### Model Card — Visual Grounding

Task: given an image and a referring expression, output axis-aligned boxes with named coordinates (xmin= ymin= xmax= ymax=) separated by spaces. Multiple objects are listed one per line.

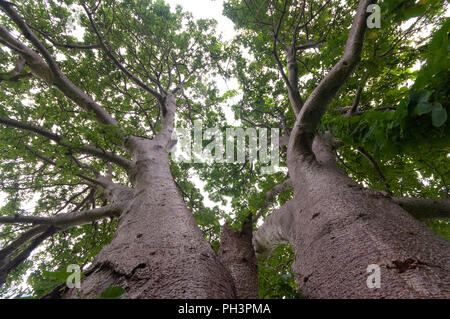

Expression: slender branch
xmin=357 ymin=147 xmax=392 ymax=195
xmin=0 ymin=55 xmax=32 ymax=83
xmin=22 ymin=145 xmax=100 ymax=186
xmin=269 ymin=0 xmax=306 ymax=116
xmin=0 ymin=203 xmax=123 ymax=228
xmin=0 ymin=117 xmax=133 ymax=170
xmin=285 ymin=45 xmax=303 ymax=115
xmin=253 ymin=179 xmax=293 ymax=223
xmin=81 ymin=3 xmax=164 ymax=102
xmin=0 ymin=1 xmax=118 ymax=127
xmin=295 ymin=38 xmax=326 ymax=51
xmin=0 ymin=226 xmax=55 ymax=286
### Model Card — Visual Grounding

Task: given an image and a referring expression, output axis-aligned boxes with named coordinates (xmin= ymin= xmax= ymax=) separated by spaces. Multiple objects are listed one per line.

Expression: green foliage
xmin=98 ymin=286 xmax=127 ymax=299
xmin=425 ymin=220 xmax=450 ymax=240
xmin=42 ymin=269 xmax=84 ymax=283
xmin=258 ymin=244 xmax=302 ymax=299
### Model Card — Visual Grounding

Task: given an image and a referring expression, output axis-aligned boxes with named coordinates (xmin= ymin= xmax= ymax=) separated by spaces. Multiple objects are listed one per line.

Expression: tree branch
xmin=295 ymin=38 xmax=326 ymax=51
xmin=346 ymin=72 xmax=369 ymax=117
xmin=154 ymin=93 xmax=176 ymax=146
xmin=289 ymin=0 xmax=375 ymax=160
xmin=22 ymin=145 xmax=100 ymax=186
xmin=0 ymin=226 xmax=55 ymax=286
xmin=0 ymin=117 xmax=133 ymax=170
xmin=0 ymin=203 xmax=123 ymax=228
xmin=81 ymin=2 xmax=164 ymax=103
xmin=357 ymin=147 xmax=392 ymax=195
xmin=29 ymin=25 xmax=100 ymax=50
xmin=0 ymin=225 xmax=47 ymax=263
xmin=285 ymin=45 xmax=303 ymax=116
xmin=253 ymin=200 xmax=293 ymax=259
xmin=253 ymin=179 xmax=293 ymax=223
xmin=393 ymin=197 xmax=450 ymax=221
xmin=0 ymin=55 xmax=32 ymax=83
xmin=0 ymin=1 xmax=119 ymax=127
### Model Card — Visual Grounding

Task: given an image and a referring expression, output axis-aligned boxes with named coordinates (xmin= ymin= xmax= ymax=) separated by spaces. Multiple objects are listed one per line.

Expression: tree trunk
xmin=255 ymin=135 xmax=450 ymax=298
xmin=64 ymin=138 xmax=236 ymax=299
xmin=218 ymin=219 xmax=258 ymax=299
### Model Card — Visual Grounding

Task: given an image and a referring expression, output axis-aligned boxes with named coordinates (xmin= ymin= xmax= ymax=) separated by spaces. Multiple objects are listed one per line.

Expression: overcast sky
xmin=165 ymin=0 xmax=236 ymax=41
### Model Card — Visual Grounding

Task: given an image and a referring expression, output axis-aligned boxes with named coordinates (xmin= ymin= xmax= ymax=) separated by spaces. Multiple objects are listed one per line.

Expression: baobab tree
xmin=0 ymin=0 xmax=448 ymax=299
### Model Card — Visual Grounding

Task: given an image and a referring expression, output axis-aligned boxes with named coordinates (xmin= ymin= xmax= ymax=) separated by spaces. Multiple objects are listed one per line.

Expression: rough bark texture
xmin=218 ymin=220 xmax=258 ymax=299
xmin=255 ymin=135 xmax=450 ymax=298
xmin=63 ymin=137 xmax=236 ymax=299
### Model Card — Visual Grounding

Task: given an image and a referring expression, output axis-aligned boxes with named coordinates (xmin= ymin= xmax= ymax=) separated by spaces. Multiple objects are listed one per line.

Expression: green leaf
xmin=431 ymin=103 xmax=447 ymax=127
xmin=98 ymin=286 xmax=127 ymax=299
xmin=415 ymin=101 xmax=433 ymax=115
xmin=42 ymin=271 xmax=71 ymax=283
xmin=42 ymin=269 xmax=84 ymax=283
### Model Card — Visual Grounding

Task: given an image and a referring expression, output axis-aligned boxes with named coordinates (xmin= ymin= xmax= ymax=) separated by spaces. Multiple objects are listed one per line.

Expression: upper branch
xmin=0 ymin=55 xmax=32 ymax=82
xmin=289 ymin=0 xmax=375 ymax=160
xmin=295 ymin=39 xmax=326 ymax=51
xmin=0 ymin=1 xmax=119 ymax=127
xmin=29 ymin=25 xmax=100 ymax=50
xmin=154 ymin=93 xmax=176 ymax=146
xmin=81 ymin=3 xmax=164 ymax=103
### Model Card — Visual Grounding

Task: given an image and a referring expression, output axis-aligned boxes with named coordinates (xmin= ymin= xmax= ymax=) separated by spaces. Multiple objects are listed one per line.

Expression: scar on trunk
xmin=388 ymin=258 xmax=427 ymax=274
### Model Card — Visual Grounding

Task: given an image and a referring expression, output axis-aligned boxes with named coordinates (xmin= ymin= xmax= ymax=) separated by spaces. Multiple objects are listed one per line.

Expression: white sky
xmin=165 ymin=0 xmax=241 ymax=125
xmin=165 ymin=0 xmax=236 ymax=41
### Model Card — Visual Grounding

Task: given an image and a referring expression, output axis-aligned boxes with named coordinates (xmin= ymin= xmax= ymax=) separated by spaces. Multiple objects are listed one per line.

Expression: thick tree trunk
xmin=64 ymin=138 xmax=236 ymax=299
xmin=255 ymin=135 xmax=450 ymax=298
xmin=218 ymin=219 xmax=258 ymax=299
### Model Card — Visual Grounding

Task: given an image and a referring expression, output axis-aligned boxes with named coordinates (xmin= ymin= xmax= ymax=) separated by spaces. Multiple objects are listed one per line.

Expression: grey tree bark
xmin=255 ymin=135 xmax=450 ymax=298
xmin=218 ymin=218 xmax=258 ymax=299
